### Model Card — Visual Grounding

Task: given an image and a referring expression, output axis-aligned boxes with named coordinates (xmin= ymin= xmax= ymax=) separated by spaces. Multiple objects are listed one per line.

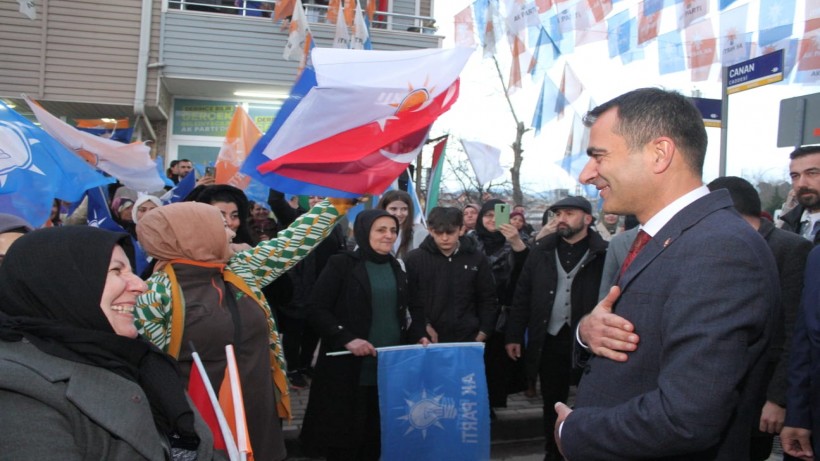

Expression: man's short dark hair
xmin=789 ymin=145 xmax=820 ymax=160
xmin=583 ymin=87 xmax=707 ymax=176
xmin=178 ymin=158 xmax=192 ymax=164
xmin=169 ymin=160 xmax=179 ymax=168
xmin=706 ymin=176 xmax=761 ymax=217
xmin=427 ymin=207 xmax=463 ymax=233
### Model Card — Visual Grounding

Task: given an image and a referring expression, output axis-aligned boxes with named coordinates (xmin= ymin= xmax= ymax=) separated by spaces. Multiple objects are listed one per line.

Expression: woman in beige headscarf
xmin=134 ymin=198 xmax=353 ymax=461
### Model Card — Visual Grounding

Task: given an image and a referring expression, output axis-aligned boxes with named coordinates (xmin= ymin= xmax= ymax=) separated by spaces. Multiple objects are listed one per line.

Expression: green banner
xmin=173 ymin=99 xmax=237 ymax=136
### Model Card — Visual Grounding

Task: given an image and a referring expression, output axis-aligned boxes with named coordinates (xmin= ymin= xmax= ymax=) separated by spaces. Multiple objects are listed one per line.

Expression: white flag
xmin=333 ymin=1 xmax=350 ymax=49
xmin=461 ymin=139 xmax=505 ymax=186
xmin=350 ymin=1 xmax=370 ymax=50
xmin=25 ymin=96 xmax=166 ymax=192
xmin=18 ymin=0 xmax=35 ymax=20
xmin=283 ymin=0 xmax=311 ymax=62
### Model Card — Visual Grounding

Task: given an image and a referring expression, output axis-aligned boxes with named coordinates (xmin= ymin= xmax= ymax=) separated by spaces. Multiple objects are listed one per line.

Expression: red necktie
xmin=620 ymin=230 xmax=651 ymax=277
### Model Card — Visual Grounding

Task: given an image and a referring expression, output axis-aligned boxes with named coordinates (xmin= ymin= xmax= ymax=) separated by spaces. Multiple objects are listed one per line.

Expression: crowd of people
xmin=0 ymin=88 xmax=818 ymax=461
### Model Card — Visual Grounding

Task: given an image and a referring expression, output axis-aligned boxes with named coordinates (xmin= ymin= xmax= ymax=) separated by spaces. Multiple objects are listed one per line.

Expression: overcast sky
xmin=430 ymin=0 xmax=818 ymax=194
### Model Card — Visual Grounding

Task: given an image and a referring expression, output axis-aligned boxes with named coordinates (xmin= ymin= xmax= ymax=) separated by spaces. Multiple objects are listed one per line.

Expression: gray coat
xmin=0 ymin=339 xmax=222 ymax=461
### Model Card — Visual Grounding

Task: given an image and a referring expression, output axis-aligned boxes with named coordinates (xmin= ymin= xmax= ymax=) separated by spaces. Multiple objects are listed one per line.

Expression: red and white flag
xmin=188 ymin=351 xmax=240 ymax=461
xmin=249 ymin=47 xmax=472 ymax=196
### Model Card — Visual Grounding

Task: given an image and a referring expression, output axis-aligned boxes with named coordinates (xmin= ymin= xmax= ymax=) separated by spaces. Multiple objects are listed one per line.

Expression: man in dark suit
xmin=554 ymin=88 xmax=780 ymax=460
xmin=707 ymin=176 xmax=813 ymax=460
xmin=780 ymin=246 xmax=820 ymax=460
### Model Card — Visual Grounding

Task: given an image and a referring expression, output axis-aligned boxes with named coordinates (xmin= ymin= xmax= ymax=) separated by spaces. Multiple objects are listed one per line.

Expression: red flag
xmin=454 ymin=6 xmax=476 ymax=47
xmin=638 ymin=1 xmax=662 ymax=45
xmin=508 ymin=36 xmax=525 ymax=95
xmin=686 ymin=18 xmax=716 ymax=81
xmin=188 ymin=352 xmax=239 ymax=460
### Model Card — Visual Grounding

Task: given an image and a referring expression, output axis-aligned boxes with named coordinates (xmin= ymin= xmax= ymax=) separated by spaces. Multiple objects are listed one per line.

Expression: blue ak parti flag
xmin=377 ymin=343 xmax=490 ymax=461
xmin=161 ymin=166 xmax=197 ymax=204
xmin=86 ymin=186 xmax=151 ymax=274
xmin=0 ymin=101 xmax=113 ymax=227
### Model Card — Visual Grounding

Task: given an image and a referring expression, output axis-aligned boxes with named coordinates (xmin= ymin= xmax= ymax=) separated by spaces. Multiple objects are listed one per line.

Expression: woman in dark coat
xmin=0 ymin=226 xmax=220 ymax=460
xmin=470 ymin=199 xmax=530 ymax=408
xmin=300 ymin=209 xmax=427 ymax=460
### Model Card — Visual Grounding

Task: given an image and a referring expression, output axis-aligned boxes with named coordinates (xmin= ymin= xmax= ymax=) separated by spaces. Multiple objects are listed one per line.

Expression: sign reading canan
xmin=726 ymin=49 xmax=784 ymax=95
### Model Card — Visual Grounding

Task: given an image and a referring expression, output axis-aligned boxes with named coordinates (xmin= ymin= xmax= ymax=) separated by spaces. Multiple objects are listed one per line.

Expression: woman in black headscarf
xmin=0 ymin=226 xmax=220 ymax=461
xmin=299 ymin=210 xmax=428 ymax=461
xmin=470 ymin=199 xmax=530 ymax=410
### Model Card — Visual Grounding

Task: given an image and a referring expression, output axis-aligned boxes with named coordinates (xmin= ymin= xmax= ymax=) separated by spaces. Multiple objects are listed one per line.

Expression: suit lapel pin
xmin=663 ymin=237 xmax=672 ymax=248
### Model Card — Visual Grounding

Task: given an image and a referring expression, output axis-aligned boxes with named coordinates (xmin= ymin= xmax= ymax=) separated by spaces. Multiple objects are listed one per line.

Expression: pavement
xmin=281 ymin=379 xmax=549 ymax=460
xmin=281 ymin=381 xmax=785 ymax=461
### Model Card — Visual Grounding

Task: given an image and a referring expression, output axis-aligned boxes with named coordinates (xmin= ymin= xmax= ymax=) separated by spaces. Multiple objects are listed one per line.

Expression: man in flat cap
xmin=504 ymin=196 xmax=608 ymax=461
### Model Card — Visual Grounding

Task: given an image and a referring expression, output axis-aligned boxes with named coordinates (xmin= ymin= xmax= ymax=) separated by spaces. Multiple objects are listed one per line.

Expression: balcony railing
xmin=165 ymin=0 xmax=438 ymax=34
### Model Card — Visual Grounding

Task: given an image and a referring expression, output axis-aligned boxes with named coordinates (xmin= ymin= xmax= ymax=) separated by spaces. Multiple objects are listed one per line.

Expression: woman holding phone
xmin=471 ymin=199 xmax=530 ymax=412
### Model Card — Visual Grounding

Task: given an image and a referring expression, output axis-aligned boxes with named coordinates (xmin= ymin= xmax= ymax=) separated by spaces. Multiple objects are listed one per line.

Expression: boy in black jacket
xmin=405 ymin=207 xmax=498 ymax=343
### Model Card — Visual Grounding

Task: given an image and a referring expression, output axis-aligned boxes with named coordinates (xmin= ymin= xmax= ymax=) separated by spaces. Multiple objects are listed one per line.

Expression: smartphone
xmin=494 ymin=203 xmax=510 ymax=227
xmin=204 ymin=166 xmax=215 ymax=178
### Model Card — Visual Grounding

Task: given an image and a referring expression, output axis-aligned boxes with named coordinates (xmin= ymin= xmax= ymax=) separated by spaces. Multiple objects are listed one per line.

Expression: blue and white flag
xmin=377 ymin=343 xmax=490 ymax=461
xmin=161 ymin=167 xmax=197 ymax=204
xmin=86 ymin=186 xmax=151 ymax=274
xmin=0 ymin=101 xmax=112 ymax=227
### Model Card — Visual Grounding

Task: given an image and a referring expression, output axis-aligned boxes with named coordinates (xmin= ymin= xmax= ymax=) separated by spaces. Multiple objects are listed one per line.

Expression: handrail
xmin=166 ymin=0 xmax=438 ymax=34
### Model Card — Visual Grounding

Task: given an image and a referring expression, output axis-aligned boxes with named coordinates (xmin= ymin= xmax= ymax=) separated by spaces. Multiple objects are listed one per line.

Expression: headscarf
xmin=0 ymin=213 xmax=33 ymax=234
xmin=354 ymin=209 xmax=399 ymax=264
xmin=137 ymin=202 xmax=232 ymax=271
xmin=131 ymin=194 xmax=163 ymax=223
xmin=475 ymin=199 xmax=507 ymax=255
xmin=0 ymin=226 xmax=198 ymax=447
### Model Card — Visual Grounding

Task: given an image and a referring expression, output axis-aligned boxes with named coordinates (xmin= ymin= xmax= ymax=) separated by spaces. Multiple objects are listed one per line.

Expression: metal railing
xmin=165 ymin=0 xmax=438 ymax=34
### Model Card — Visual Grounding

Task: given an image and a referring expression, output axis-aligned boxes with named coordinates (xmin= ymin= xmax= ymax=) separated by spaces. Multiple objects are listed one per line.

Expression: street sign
xmin=726 ymin=49 xmax=784 ymax=95
xmin=690 ymin=97 xmax=722 ymax=128
xmin=777 ymin=92 xmax=820 ymax=147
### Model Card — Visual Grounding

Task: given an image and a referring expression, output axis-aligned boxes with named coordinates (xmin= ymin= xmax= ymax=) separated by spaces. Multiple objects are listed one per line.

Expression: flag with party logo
xmin=0 ymin=101 xmax=113 ymax=227
xmin=719 ymin=3 xmax=752 ymax=66
xmin=25 ymin=97 xmax=166 ymax=192
xmin=240 ymin=47 xmax=472 ymax=197
xmin=75 ymin=118 xmax=134 ymax=144
xmin=351 ymin=1 xmax=371 ymax=50
xmin=378 ymin=343 xmax=489 ymax=461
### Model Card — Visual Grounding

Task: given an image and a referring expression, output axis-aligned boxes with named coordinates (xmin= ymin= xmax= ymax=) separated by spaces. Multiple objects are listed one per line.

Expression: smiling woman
xmin=0 ymin=226 xmax=221 ymax=461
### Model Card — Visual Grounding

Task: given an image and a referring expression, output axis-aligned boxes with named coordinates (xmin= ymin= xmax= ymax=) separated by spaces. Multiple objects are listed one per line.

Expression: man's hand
xmin=505 ymin=343 xmax=521 ymax=361
xmin=554 ymin=402 xmax=572 ymax=458
xmin=536 ymin=219 xmax=558 ymax=241
xmin=780 ymin=426 xmax=814 ymax=460
xmin=418 ymin=337 xmax=431 ymax=346
xmin=475 ymin=331 xmax=487 ymax=342
xmin=759 ymin=401 xmax=785 ymax=434
xmin=578 ymin=286 xmax=639 ymax=362
xmin=344 ymin=338 xmax=376 ymax=356
xmin=426 ymin=324 xmax=439 ymax=343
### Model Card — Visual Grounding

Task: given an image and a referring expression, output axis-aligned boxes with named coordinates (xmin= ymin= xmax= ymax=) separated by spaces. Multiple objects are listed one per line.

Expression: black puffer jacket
xmin=405 ymin=234 xmax=498 ymax=342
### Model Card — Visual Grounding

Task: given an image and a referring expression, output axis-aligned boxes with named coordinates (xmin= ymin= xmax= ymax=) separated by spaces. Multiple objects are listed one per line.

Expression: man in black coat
xmin=405 ymin=206 xmax=498 ymax=343
xmin=504 ymin=196 xmax=608 ymax=461
xmin=780 ymin=145 xmax=820 ymax=245
xmin=708 ymin=176 xmax=813 ymax=461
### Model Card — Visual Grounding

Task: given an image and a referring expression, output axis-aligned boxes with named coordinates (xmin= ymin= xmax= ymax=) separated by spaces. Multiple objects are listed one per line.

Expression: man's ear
xmin=584 ymin=214 xmax=593 ymax=226
xmin=651 ymin=137 xmax=675 ymax=174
